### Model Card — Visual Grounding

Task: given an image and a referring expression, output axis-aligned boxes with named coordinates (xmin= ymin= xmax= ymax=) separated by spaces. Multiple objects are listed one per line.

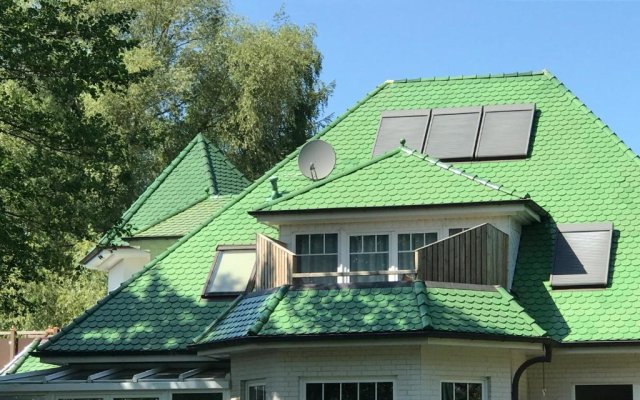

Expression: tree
xmin=0 ymin=0 xmax=140 ymax=314
xmin=90 ymin=1 xmax=332 ymax=183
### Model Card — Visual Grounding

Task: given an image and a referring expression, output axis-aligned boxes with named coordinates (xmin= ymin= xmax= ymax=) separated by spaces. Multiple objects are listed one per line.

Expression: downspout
xmin=512 ymin=343 xmax=552 ymax=400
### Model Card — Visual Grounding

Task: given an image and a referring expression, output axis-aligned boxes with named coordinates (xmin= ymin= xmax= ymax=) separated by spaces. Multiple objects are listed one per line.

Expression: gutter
xmin=511 ymin=342 xmax=552 ymax=400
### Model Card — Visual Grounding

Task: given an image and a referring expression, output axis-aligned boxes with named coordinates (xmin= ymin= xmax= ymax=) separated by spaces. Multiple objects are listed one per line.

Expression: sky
xmin=230 ymin=0 xmax=640 ymax=154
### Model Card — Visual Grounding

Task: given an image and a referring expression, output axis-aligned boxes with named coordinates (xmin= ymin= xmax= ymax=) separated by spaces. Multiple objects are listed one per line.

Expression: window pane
xmin=398 ymin=252 xmax=414 ymax=269
xmin=350 ymin=235 xmax=361 ymax=252
xmin=173 ymin=394 xmax=223 ymax=400
xmin=248 ymin=387 xmax=256 ymax=400
xmin=325 ymin=234 xmax=338 ymax=253
xmin=378 ymin=382 xmax=394 ymax=400
xmin=306 ymin=383 xmax=323 ymax=400
xmin=297 ymin=235 xmax=310 ymax=254
xmin=449 ymin=228 xmax=468 ymax=236
xmin=425 ymin=233 xmax=438 ymax=245
xmin=412 ymin=233 xmax=425 ymax=249
xmin=360 ymin=383 xmax=376 ymax=400
xmin=454 ymin=383 xmax=468 ymax=400
xmin=257 ymin=386 xmax=265 ymax=400
xmin=324 ymin=383 xmax=340 ymax=400
xmin=363 ymin=235 xmax=377 ymax=252
xmin=398 ymin=234 xmax=411 ymax=251
xmin=310 ymin=234 xmax=325 ymax=254
xmin=468 ymin=383 xmax=482 ymax=400
xmin=377 ymin=235 xmax=389 ymax=251
xmin=299 ymin=255 xmax=337 ymax=273
xmin=442 ymin=383 xmax=454 ymax=400
xmin=342 ymin=383 xmax=358 ymax=400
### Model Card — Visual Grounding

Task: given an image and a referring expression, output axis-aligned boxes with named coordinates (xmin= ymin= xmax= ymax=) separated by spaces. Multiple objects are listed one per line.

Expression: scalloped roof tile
xmin=41 ymin=70 xmax=640 ymax=354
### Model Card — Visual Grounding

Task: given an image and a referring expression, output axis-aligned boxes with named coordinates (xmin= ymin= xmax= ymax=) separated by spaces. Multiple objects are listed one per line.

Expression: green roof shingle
xmin=41 ymin=70 xmax=640 ymax=354
xmin=195 ymin=282 xmax=546 ymax=346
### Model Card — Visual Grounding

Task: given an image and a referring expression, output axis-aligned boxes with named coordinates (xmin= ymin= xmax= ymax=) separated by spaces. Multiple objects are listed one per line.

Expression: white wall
xmin=527 ymin=352 xmax=640 ymax=400
xmin=229 ymin=343 xmax=534 ymax=400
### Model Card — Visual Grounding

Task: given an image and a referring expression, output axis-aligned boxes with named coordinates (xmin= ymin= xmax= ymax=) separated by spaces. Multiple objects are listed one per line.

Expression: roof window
xmin=550 ymin=222 xmax=613 ymax=288
xmin=202 ymin=245 xmax=256 ymax=297
xmin=373 ymin=103 xmax=536 ymax=161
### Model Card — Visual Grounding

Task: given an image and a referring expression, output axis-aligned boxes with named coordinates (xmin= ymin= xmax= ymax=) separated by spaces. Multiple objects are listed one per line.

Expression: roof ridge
xmin=248 ymin=285 xmax=289 ymax=335
xmin=199 ymin=135 xmax=252 ymax=189
xmin=192 ymin=294 xmax=245 ymax=344
xmin=543 ymin=71 xmax=640 ymax=166
xmin=412 ymin=281 xmax=431 ymax=330
xmin=255 ymin=148 xmax=402 ymax=211
xmin=198 ymin=134 xmax=220 ymax=196
xmin=40 ymin=81 xmax=394 ymax=352
xmin=495 ymin=287 xmax=547 ymax=337
xmin=1 ymin=338 xmax=41 ymax=375
xmin=390 ymin=70 xmax=546 ymax=84
xmin=401 ymin=147 xmax=529 ymax=199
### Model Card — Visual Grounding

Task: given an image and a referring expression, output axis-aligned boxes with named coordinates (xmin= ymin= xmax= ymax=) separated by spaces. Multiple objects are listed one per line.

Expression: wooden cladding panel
xmin=415 ymin=223 xmax=508 ymax=287
xmin=255 ymin=234 xmax=296 ymax=290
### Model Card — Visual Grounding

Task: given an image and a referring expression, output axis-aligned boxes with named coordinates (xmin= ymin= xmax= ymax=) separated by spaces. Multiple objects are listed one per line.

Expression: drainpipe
xmin=512 ymin=343 xmax=552 ymax=400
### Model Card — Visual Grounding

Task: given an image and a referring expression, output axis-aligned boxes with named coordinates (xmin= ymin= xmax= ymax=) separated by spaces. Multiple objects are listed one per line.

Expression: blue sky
xmin=231 ymin=1 xmax=640 ymax=153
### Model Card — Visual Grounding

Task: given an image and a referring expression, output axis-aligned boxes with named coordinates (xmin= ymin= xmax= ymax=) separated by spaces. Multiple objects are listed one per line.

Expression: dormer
xmin=244 ymin=147 xmax=543 ymax=291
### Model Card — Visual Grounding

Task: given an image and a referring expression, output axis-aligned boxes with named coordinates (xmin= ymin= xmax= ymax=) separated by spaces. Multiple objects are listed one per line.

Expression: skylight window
xmin=550 ymin=223 xmax=613 ymax=288
xmin=373 ymin=104 xmax=536 ymax=160
xmin=203 ymin=245 xmax=256 ymax=297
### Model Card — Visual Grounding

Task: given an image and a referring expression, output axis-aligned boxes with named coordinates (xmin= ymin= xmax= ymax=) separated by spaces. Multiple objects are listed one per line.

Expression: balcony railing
xmin=254 ymin=234 xmax=296 ymax=290
xmin=414 ymin=223 xmax=508 ymax=287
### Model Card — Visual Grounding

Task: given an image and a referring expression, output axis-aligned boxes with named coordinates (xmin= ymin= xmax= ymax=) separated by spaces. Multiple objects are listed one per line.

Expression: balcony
xmin=254 ymin=223 xmax=509 ymax=290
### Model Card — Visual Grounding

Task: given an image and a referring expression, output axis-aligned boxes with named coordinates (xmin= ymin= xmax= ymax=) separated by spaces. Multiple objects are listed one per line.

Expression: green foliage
xmin=0 ymin=268 xmax=107 ymax=330
xmin=0 ymin=0 xmax=140 ymax=312
xmin=91 ymin=1 xmax=333 ymax=183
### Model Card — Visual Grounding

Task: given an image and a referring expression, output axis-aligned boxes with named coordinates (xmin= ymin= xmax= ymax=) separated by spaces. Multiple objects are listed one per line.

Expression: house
xmin=1 ymin=70 xmax=639 ymax=400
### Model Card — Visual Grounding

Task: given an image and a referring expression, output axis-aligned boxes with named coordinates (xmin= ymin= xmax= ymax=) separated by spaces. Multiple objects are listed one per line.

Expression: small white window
xmin=248 ymin=382 xmax=266 ymax=400
xmin=203 ymin=245 xmax=256 ymax=297
xmin=441 ymin=381 xmax=485 ymax=400
xmin=349 ymin=234 xmax=389 ymax=283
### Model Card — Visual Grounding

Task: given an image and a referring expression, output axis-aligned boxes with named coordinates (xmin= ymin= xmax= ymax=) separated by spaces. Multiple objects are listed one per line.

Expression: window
xmin=441 ymin=382 xmax=484 ymax=400
xmin=172 ymin=395 xmax=223 ymax=400
xmin=306 ymin=381 xmax=393 ymax=400
xmin=203 ymin=245 xmax=256 ymax=297
xmin=398 ymin=232 xmax=438 ymax=269
xmin=296 ymin=233 xmax=338 ymax=284
xmin=247 ymin=382 xmax=266 ymax=400
xmin=575 ymin=384 xmax=632 ymax=400
xmin=373 ymin=104 xmax=536 ymax=160
xmin=550 ymin=222 xmax=613 ymax=288
xmin=350 ymin=234 xmax=389 ymax=282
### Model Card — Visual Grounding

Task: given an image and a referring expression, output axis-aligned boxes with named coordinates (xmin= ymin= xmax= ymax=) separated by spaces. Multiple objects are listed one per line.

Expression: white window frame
xmin=246 ymin=380 xmax=266 ymax=400
xmin=439 ymin=378 xmax=489 ymax=400
xmin=294 ymin=232 xmax=340 ymax=283
xmin=347 ymin=231 xmax=392 ymax=283
xmin=300 ymin=377 xmax=396 ymax=400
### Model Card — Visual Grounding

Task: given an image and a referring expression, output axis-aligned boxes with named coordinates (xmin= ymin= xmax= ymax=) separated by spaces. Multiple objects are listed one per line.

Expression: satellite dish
xmin=297 ymin=140 xmax=336 ymax=180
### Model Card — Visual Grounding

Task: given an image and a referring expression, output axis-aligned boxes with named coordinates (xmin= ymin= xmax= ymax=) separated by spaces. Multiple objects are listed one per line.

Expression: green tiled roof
xmin=41 ymin=70 xmax=640 ymax=354
xmin=134 ymin=196 xmax=232 ymax=238
xmin=1 ymin=339 xmax=55 ymax=375
xmin=119 ymin=134 xmax=249 ymax=238
xmin=195 ymin=282 xmax=545 ymax=346
xmin=255 ymin=147 xmax=525 ymax=213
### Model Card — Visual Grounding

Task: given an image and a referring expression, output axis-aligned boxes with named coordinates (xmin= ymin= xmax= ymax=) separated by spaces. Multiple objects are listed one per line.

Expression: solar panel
xmin=475 ymin=104 xmax=535 ymax=159
xmin=551 ymin=222 xmax=613 ymax=287
xmin=372 ymin=109 xmax=430 ymax=156
xmin=423 ymin=107 xmax=482 ymax=160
